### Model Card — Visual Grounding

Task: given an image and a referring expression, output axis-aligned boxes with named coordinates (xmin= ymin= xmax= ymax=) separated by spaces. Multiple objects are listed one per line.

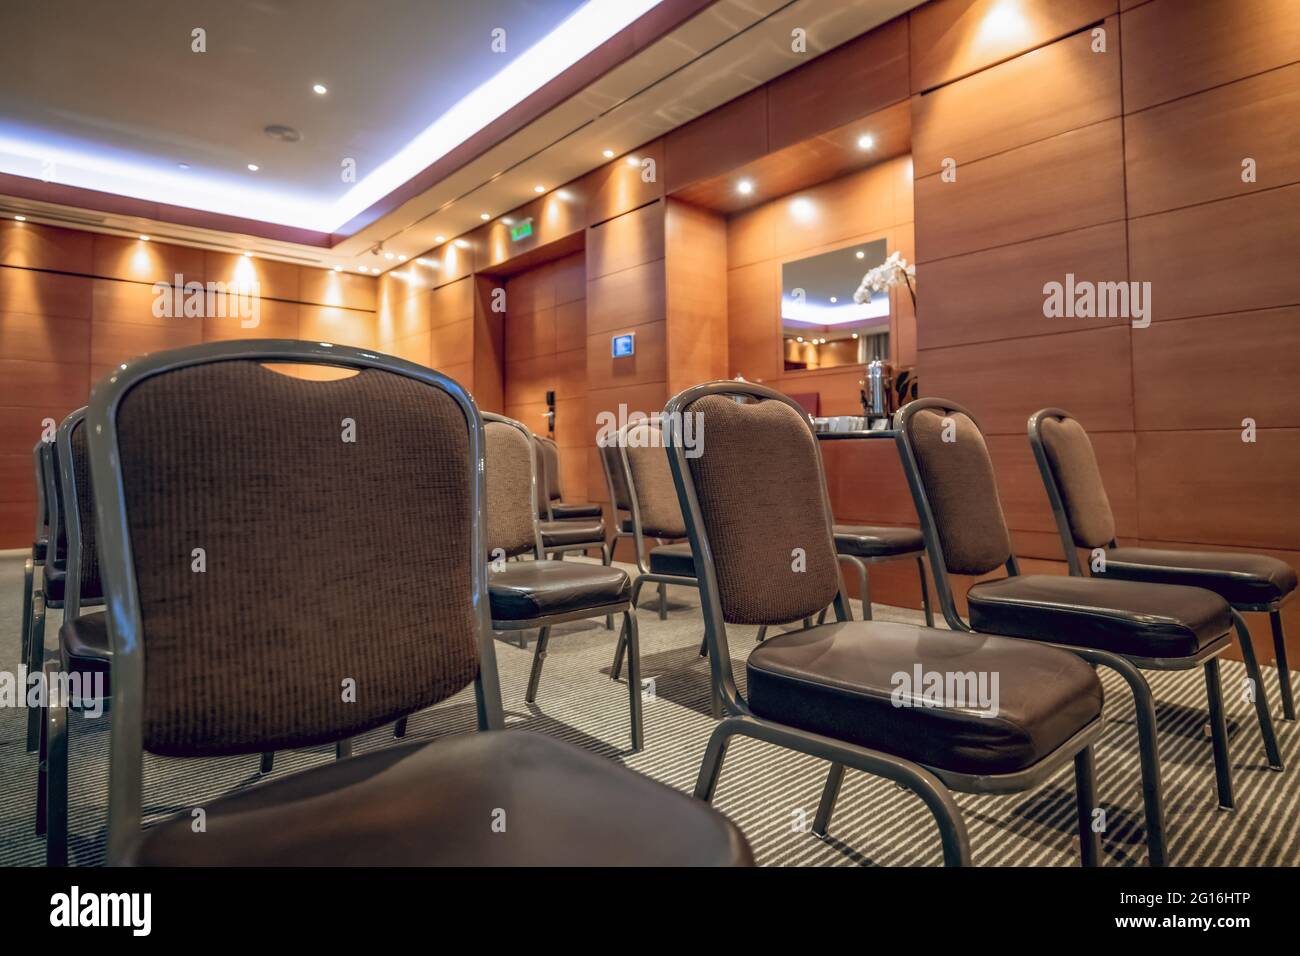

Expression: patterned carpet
xmin=1 ymin=550 xmax=1297 ymax=867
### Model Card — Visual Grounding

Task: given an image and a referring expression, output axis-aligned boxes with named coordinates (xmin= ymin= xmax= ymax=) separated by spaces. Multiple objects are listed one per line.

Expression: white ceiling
xmin=0 ymin=0 xmax=925 ymax=272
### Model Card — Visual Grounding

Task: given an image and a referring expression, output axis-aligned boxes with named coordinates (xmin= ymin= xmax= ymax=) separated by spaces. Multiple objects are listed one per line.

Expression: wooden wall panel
xmin=92 ymin=234 xmax=204 ymax=284
xmin=664 ymin=200 xmax=728 ymax=396
xmin=584 ymin=140 xmax=665 ymax=227
xmin=1133 ymin=307 xmax=1300 ymax=432
xmin=910 ymin=0 xmax=1116 ymax=92
xmin=1121 ymin=0 xmax=1300 ymax=112
xmin=0 ymin=268 xmax=91 ymax=320
xmin=1137 ymin=430 xmax=1300 ymax=551
xmin=911 ymin=18 xmax=1120 ymax=177
xmin=1128 ymin=184 xmax=1300 ymax=322
xmin=921 ymin=326 xmax=1135 ymax=435
xmin=767 ymin=17 xmax=910 ymax=151
xmin=0 ymin=220 xmax=92 ymax=272
xmin=587 ymin=200 xmax=665 ymax=279
xmin=204 ymin=252 xmax=300 ymax=301
xmin=914 ymin=119 xmax=1126 ymax=262
xmin=916 ymin=221 xmax=1129 ymax=350
xmin=1125 ymin=62 xmax=1300 ymax=218
xmin=664 ymin=89 xmax=768 ymax=194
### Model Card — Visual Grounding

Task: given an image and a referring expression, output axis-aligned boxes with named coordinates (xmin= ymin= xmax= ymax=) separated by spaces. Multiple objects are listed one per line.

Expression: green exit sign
xmin=509 ymin=218 xmax=534 ymax=241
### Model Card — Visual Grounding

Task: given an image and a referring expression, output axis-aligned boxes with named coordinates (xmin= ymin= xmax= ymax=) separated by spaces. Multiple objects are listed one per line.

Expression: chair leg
xmin=26 ymin=593 xmax=46 ymax=753
xmin=1230 ymin=610 xmax=1282 ymax=770
xmin=698 ymin=634 xmax=708 ymax=657
xmin=35 ymin=672 xmax=48 ymax=836
xmin=44 ymin=663 xmax=69 ymax=866
xmin=1203 ymin=658 xmax=1236 ymax=810
xmin=816 ymin=606 xmax=828 ymax=625
xmin=394 ymin=716 xmax=408 ymax=739
xmin=755 ymin=625 xmax=767 ymax=643
xmin=1102 ymin=657 xmax=1167 ymax=866
xmin=658 ymin=582 xmax=667 ymax=621
xmin=917 ymin=555 xmax=934 ymax=628
xmin=259 ymin=752 xmax=274 ymax=774
xmin=1269 ymin=610 xmax=1295 ymax=721
xmin=612 ymin=577 xmax=647 ymax=680
xmin=801 ymin=616 xmax=813 ymax=630
xmin=623 ymin=611 xmax=644 ymax=751
xmin=20 ymin=557 xmax=34 ymax=669
xmin=525 ymin=626 xmax=552 ymax=703
xmin=812 ymin=763 xmax=845 ymax=838
xmin=335 ymin=739 xmax=353 ymax=760
xmin=1074 ymin=745 xmax=1101 ymax=867
xmin=602 ymin=544 xmax=614 ymax=630
xmin=693 ymin=720 xmax=738 ymax=803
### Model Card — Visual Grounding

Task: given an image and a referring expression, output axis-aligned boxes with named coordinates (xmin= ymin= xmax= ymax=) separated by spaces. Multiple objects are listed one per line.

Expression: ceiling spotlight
xmin=247 ymin=163 xmax=260 ymax=172
xmin=14 ymin=215 xmax=26 ymax=221
xmin=736 ymin=179 xmax=754 ymax=195
xmin=384 ymin=252 xmax=394 ymax=260
xmin=243 ymin=251 xmax=253 ymax=258
xmin=856 ymin=250 xmax=865 ymax=259
xmin=829 ymin=297 xmax=837 ymax=303
xmin=796 ymin=336 xmax=804 ymax=343
xmin=534 ymin=185 xmax=546 ymax=194
xmin=602 ymin=149 xmax=614 ymax=159
xmin=435 ymin=235 xmax=446 ymax=243
xmin=857 ymin=134 xmax=875 ymax=150
xmin=625 ymin=156 xmax=640 ymax=166
xmin=454 ymin=239 xmax=470 ymax=249
xmin=139 ymin=234 xmax=150 ymax=241
xmin=397 ymin=255 xmax=407 ymax=262
xmin=333 ymin=265 xmax=342 ymax=272
xmin=416 ymin=258 xmax=433 ymax=267
xmin=480 ymin=212 xmax=490 ymax=220
xmin=177 ymin=163 xmax=190 ymax=171
xmin=312 ymin=83 xmax=328 ymax=95
xmin=357 ymin=265 xmax=368 ymax=273
xmin=851 ymin=333 xmax=859 ymax=339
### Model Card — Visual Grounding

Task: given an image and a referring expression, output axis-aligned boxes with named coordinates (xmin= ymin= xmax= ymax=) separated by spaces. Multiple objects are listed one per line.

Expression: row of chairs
xmin=16 ymin=338 xmax=1295 ymax=866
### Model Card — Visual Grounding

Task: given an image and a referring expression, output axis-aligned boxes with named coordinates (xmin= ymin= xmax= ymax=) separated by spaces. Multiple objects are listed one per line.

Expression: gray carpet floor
xmin=2 ymin=550 xmax=1298 ymax=867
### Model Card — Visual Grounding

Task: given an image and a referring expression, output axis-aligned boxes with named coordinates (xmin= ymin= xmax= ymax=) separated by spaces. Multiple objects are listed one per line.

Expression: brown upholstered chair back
xmin=899 ymin=404 xmax=1013 ymax=576
xmin=485 ymin=419 xmax=540 ymax=558
xmin=1035 ymin=412 xmax=1116 ymax=549
xmin=112 ymin=360 xmax=480 ymax=757
xmin=683 ymin=394 xmax=840 ymax=625
xmin=538 ymin=436 xmax=562 ymax=501
xmin=623 ymin=420 xmax=686 ymax=539
xmin=68 ymin=419 xmax=101 ymax=601
xmin=599 ymin=437 xmax=633 ymax=511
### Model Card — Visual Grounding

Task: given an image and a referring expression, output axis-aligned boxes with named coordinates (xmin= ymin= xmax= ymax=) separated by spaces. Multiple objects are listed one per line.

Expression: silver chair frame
xmin=89 ymin=340 xmax=504 ymax=866
xmin=893 ymin=397 xmax=1267 ymax=867
xmin=1030 ymin=406 xmax=1293 ymax=732
xmin=23 ymin=440 xmax=51 ymax=753
xmin=486 ymin=414 xmax=642 ymax=750
xmin=664 ymin=381 xmax=1105 ymax=867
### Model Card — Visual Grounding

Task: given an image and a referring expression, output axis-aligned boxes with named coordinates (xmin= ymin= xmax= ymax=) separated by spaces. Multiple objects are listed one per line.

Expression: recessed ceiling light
xmin=139 ymin=234 xmax=150 ymax=241
xmin=454 ymin=239 xmax=469 ymax=249
xmin=857 ymin=134 xmax=874 ymax=150
xmin=480 ymin=212 xmax=490 ymax=220
xmin=603 ymin=149 xmax=615 ymax=159
xmin=13 ymin=215 xmax=26 ymax=221
xmin=736 ymin=179 xmax=754 ymax=195
xmin=397 ymin=255 xmax=407 ymax=261
xmin=435 ymin=235 xmax=446 ymax=243
xmin=333 ymin=265 xmax=342 ymax=272
xmin=625 ymin=156 xmax=640 ymax=166
xmin=856 ymin=250 xmax=865 ymax=259
xmin=534 ymin=185 xmax=546 ymax=194
xmin=416 ymin=258 xmax=433 ymax=267
xmin=243 ymin=251 xmax=253 ymax=258
xmin=357 ymin=265 xmax=368 ymax=273
xmin=851 ymin=333 xmax=859 ymax=339
xmin=502 ymin=217 xmax=514 ymax=226
xmin=247 ymin=164 xmax=259 ymax=172
xmin=384 ymin=252 xmax=394 ymax=260
xmin=829 ymin=297 xmax=837 ymax=303
xmin=313 ymin=84 xmax=328 ymax=95
xmin=796 ymin=336 xmax=804 ymax=343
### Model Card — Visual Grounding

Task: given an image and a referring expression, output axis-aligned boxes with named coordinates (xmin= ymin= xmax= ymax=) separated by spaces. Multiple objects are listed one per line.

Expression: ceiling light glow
xmin=480 ymin=213 xmax=490 ymax=220
xmin=736 ymin=179 xmax=754 ymax=195
xmin=14 ymin=215 xmax=26 ymax=221
xmin=138 ymin=234 xmax=150 ymax=241
xmin=246 ymin=164 xmax=259 ymax=172
xmin=602 ymin=149 xmax=615 ymax=159
xmin=857 ymin=134 xmax=874 ymax=150
xmin=313 ymin=84 xmax=328 ymax=95
xmin=534 ymin=185 xmax=546 ymax=193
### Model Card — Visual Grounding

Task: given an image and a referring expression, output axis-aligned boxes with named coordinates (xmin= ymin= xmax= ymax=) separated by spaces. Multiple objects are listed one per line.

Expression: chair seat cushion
xmin=33 ymin=538 xmax=47 ymax=563
xmin=539 ymin=519 xmax=605 ymax=548
xmin=967 ymin=574 xmax=1231 ymax=660
xmin=128 ymin=729 xmax=753 ymax=866
xmin=649 ymin=543 xmax=695 ymax=578
xmin=832 ymin=525 xmax=925 ymax=558
xmin=746 ymin=621 xmax=1101 ymax=775
xmin=42 ymin=562 xmax=66 ymax=603
xmin=1099 ymin=547 xmax=1297 ymax=607
xmin=490 ymin=561 xmax=630 ymax=621
xmin=550 ymin=501 xmax=603 ymax=520
xmin=58 ymin=611 xmax=113 ymax=672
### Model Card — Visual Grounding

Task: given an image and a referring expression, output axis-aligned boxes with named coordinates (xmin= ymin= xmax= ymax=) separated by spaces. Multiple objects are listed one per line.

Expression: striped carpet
xmin=1 ymin=551 xmax=1297 ymax=867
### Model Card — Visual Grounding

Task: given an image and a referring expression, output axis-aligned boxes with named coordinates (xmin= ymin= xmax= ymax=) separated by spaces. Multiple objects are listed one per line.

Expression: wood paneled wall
xmin=0 ymin=222 xmax=377 ymax=548
xmin=908 ymin=0 xmax=1300 ymax=662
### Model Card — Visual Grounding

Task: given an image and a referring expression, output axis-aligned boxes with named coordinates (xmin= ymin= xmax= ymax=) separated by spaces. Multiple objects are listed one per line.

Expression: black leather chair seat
xmin=550 ymin=501 xmax=603 ymax=520
xmin=832 ymin=525 xmax=925 ymax=559
xmin=490 ymin=561 xmax=630 ymax=621
xmin=540 ymin=519 xmax=605 ymax=548
xmin=42 ymin=562 xmax=66 ymax=603
xmin=649 ymin=543 xmax=695 ymax=577
xmin=1099 ymin=547 xmax=1297 ymax=607
xmin=128 ymin=729 xmax=753 ymax=866
xmin=746 ymin=620 xmax=1101 ymax=775
xmin=968 ymin=575 xmax=1231 ymax=659
xmin=58 ymin=612 xmax=113 ymax=672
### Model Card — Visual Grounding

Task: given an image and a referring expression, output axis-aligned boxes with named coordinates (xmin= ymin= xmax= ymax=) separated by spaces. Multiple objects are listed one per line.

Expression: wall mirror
xmin=780 ymin=237 xmax=889 ymax=373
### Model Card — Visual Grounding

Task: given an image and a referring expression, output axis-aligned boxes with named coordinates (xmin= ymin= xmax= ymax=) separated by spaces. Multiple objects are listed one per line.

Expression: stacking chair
xmin=665 ymin=381 xmax=1108 ymax=866
xmin=535 ymin=435 xmax=602 ymax=520
xmin=533 ymin=435 xmax=608 ymax=562
xmin=825 ymin=525 xmax=934 ymax=625
xmin=603 ymin=419 xmax=702 ymax=682
xmin=88 ymin=339 xmax=750 ymax=866
xmin=486 ymin=414 xmax=643 ymax=749
xmin=39 ymin=406 xmax=113 ymax=865
xmin=1030 ymin=407 xmax=1295 ymax=723
xmin=893 ymin=397 xmax=1284 ymax=867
